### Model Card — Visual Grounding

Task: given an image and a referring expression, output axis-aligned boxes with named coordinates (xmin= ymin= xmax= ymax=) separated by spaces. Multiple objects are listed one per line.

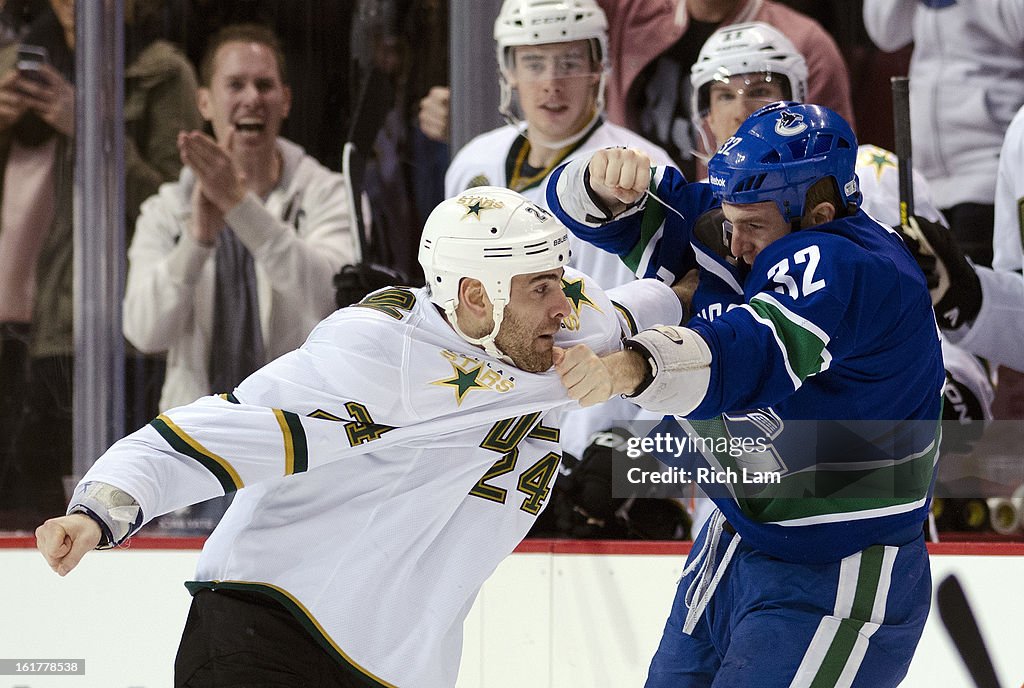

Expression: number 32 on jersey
xmin=766 ymin=245 xmax=826 ymax=299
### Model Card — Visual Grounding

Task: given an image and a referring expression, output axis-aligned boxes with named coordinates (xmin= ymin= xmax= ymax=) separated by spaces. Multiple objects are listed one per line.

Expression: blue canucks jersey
xmin=548 ymin=162 xmax=945 ymax=563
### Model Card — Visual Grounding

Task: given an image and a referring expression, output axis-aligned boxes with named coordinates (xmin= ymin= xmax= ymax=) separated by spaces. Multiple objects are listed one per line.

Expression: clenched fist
xmin=36 ymin=514 xmax=101 ymax=576
xmin=587 ymin=147 xmax=652 ymax=212
xmin=554 ymin=344 xmax=647 ymax=407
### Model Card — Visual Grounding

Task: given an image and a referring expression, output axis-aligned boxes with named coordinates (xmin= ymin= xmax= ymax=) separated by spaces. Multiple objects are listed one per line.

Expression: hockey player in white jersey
xmin=35 ymin=187 xmax=683 ymax=687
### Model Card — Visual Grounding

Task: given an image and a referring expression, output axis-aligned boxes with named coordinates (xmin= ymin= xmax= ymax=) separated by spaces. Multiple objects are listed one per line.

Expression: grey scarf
xmin=208 ymin=228 xmax=265 ymax=394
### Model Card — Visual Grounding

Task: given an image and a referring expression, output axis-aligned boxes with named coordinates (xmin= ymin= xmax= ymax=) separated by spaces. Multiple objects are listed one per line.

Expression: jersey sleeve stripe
xmin=610 ymin=299 xmax=639 ymax=336
xmin=274 ymin=409 xmax=309 ymax=475
xmin=743 ymin=296 xmax=832 ymax=383
xmin=150 ymin=414 xmax=244 ymax=493
xmin=624 ymin=170 xmax=665 ymax=275
xmin=218 ymin=393 xmax=241 ymax=404
xmin=737 ymin=304 xmax=802 ymax=389
xmin=693 ymin=244 xmax=743 ymax=295
xmin=750 ymin=292 xmax=832 ymax=345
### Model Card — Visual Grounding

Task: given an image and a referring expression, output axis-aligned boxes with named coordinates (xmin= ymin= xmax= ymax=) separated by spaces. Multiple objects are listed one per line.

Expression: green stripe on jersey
xmin=150 ymin=415 xmax=243 ymax=493
xmin=623 ymin=172 xmax=663 ymax=273
xmin=274 ymin=409 xmax=309 ymax=475
xmin=747 ymin=297 xmax=828 ymax=382
xmin=685 ymin=418 xmax=938 ymax=525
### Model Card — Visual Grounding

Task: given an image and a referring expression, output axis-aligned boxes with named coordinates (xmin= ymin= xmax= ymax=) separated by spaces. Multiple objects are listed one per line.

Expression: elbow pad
xmin=624 ymin=326 xmax=712 ymax=415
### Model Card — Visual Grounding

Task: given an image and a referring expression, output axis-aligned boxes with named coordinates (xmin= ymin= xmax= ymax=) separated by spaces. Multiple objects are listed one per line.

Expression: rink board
xmin=0 ymin=538 xmax=1021 ymax=688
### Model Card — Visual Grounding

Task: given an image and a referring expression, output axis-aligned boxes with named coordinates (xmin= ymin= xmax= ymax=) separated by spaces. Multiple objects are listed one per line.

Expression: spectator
xmin=122 ymin=23 xmax=354 ymax=413
xmin=446 ymin=0 xmax=678 ymax=466
xmin=37 ymin=186 xmax=683 ymax=687
xmin=863 ymin=0 xmax=1024 ymax=268
xmin=548 ymin=103 xmax=943 ymax=686
xmin=598 ymin=0 xmax=855 ymax=181
xmin=0 ymin=0 xmax=75 ymax=527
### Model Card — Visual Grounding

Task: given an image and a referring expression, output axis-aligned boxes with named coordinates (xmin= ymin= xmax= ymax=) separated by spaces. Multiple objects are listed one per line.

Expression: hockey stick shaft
xmin=891 ymin=76 xmax=914 ymax=225
xmin=936 ymin=574 xmax=1003 ymax=688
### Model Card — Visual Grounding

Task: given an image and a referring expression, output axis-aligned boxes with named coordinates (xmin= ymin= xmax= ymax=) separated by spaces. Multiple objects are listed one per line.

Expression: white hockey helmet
xmin=494 ymin=0 xmax=609 ymax=127
xmin=418 ymin=186 xmax=570 ymax=361
xmin=690 ymin=22 xmax=808 ymax=139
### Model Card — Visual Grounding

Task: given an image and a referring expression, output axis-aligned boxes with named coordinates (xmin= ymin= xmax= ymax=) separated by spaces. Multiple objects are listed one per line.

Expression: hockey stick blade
xmin=936 ymin=575 xmax=1003 ymax=688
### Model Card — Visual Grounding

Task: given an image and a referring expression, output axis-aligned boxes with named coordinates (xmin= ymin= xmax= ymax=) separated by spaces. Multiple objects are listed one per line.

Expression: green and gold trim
xmin=274 ymin=409 xmax=309 ymax=475
xmin=150 ymin=414 xmax=243 ymax=493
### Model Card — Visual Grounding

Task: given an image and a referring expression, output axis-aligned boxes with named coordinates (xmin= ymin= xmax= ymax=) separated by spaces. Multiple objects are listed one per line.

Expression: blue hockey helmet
xmin=707 ymin=101 xmax=860 ymax=223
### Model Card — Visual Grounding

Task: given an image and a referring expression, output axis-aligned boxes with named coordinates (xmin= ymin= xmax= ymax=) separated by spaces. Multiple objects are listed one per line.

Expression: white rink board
xmin=0 ymin=546 xmax=1020 ymax=688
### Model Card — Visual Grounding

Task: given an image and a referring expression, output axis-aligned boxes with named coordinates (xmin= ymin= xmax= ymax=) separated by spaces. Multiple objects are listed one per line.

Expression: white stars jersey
xmin=74 ymin=268 xmax=679 ymax=687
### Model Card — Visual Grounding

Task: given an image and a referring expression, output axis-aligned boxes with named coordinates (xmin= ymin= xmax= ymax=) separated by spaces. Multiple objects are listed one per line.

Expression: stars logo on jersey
xmin=775 ymin=111 xmax=807 ymax=137
xmin=457 ymin=194 xmax=505 ymax=220
xmin=559 ymin=276 xmax=601 ymax=331
xmin=859 ymin=145 xmax=896 ymax=180
xmin=431 ymin=350 xmax=516 ymax=405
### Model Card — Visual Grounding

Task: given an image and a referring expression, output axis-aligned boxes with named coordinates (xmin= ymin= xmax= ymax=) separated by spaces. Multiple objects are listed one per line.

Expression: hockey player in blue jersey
xmin=550 ymin=103 xmax=945 ymax=687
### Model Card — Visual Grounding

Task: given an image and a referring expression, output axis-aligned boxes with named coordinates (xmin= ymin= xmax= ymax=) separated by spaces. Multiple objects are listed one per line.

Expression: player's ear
xmin=458 ymin=278 xmax=491 ymax=316
xmin=805 ymin=201 xmax=836 ymax=228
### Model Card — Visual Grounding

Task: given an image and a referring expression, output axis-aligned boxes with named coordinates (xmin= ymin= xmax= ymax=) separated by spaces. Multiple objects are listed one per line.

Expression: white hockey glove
xmin=624 ymin=325 xmax=711 ymax=415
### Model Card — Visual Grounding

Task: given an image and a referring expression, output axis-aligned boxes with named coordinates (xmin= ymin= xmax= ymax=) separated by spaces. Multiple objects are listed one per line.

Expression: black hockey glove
xmin=898 ymin=216 xmax=982 ymax=330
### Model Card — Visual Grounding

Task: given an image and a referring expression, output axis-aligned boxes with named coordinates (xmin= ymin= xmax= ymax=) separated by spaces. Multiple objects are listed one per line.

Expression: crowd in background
xmin=2 ymin=0 xmax=1023 ymax=540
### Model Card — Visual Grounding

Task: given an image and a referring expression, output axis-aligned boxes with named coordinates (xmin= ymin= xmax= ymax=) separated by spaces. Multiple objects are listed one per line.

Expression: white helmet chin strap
xmin=444 ymin=299 xmax=515 ymax=366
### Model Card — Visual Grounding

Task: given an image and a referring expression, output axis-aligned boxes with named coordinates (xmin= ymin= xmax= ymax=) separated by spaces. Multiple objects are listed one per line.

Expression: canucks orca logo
xmin=775 ymin=111 xmax=807 ymax=137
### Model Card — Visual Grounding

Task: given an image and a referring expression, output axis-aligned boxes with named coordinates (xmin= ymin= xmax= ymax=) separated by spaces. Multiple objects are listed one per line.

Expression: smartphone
xmin=16 ymin=44 xmax=49 ymax=83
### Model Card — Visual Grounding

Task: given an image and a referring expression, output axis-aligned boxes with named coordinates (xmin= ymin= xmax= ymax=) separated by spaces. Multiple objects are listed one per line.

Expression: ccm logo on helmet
xmin=531 ymin=16 xmax=568 ymax=24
